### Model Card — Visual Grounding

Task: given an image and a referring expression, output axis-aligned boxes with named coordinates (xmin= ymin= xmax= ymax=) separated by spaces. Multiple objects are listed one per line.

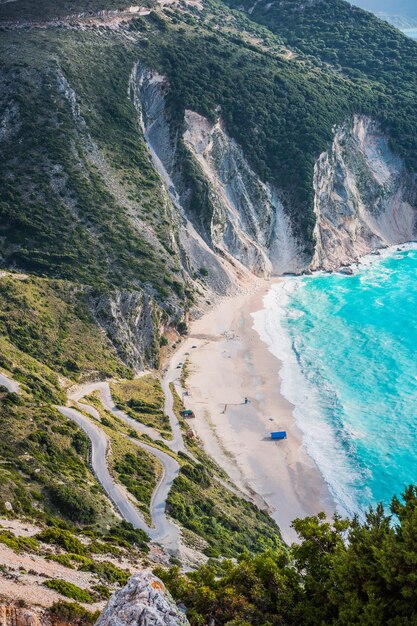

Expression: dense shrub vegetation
xmin=159 ymin=486 xmax=417 ymax=625
xmin=50 ymin=601 xmax=99 ymax=626
xmin=44 ymin=579 xmax=94 ymax=604
xmin=48 ymin=484 xmax=98 ymax=524
xmin=223 ymin=0 xmax=417 ymax=173
xmin=36 ymin=528 xmax=88 ymax=556
xmin=0 ymin=30 xmax=185 ymax=302
xmin=113 ymin=449 xmax=160 ymax=514
xmin=168 ymin=461 xmax=282 ymax=557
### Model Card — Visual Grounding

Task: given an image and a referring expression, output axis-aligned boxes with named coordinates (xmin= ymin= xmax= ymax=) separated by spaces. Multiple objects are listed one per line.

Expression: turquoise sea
xmin=253 ymin=245 xmax=417 ymax=518
xmin=403 ymin=30 xmax=417 ymax=40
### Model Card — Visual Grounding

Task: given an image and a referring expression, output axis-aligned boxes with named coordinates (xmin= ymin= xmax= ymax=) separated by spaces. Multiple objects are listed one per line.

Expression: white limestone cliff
xmin=311 ymin=115 xmax=416 ymax=270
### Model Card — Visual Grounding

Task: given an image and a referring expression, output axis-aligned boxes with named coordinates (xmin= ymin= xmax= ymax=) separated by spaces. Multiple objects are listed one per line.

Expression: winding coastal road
xmin=69 ymin=381 xmax=162 ymax=442
xmin=1 ymin=369 xmax=182 ymax=554
xmin=64 ymin=382 xmax=182 ymax=554
xmin=1 ymin=363 xmax=243 ymax=556
xmin=161 ymin=373 xmax=188 ymax=455
xmin=56 ymin=406 xmax=150 ymax=533
xmin=56 ymin=405 xmax=181 ymax=554
xmin=0 ymin=373 xmax=20 ymax=394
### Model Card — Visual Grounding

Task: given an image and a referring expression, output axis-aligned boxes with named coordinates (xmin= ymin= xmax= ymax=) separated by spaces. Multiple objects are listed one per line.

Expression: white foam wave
xmin=252 ymin=279 xmax=364 ymax=519
xmin=355 ymin=242 xmax=417 ymax=269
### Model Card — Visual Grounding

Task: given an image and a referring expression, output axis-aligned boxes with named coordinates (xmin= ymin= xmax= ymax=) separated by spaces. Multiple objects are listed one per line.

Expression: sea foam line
xmin=252 ymin=242 xmax=417 ymax=519
xmin=252 ymin=281 xmax=364 ymax=518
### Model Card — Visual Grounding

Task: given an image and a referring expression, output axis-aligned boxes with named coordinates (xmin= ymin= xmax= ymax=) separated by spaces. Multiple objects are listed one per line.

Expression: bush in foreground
xmin=50 ymin=601 xmax=99 ymax=625
xmin=156 ymin=486 xmax=417 ymax=625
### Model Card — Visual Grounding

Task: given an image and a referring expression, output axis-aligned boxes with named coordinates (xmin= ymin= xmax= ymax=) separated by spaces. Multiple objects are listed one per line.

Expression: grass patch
xmin=0 ymin=530 xmax=39 ymax=553
xmin=111 ymin=375 xmax=172 ymax=437
xmin=46 ymin=554 xmax=76 ymax=569
xmin=0 ymin=274 xmax=130 ymax=382
xmin=105 ymin=520 xmax=149 ymax=552
xmin=83 ymin=560 xmax=129 ymax=585
xmin=108 ymin=431 xmax=162 ymax=523
xmin=36 ymin=528 xmax=88 ymax=556
xmin=0 ymin=337 xmax=65 ymax=404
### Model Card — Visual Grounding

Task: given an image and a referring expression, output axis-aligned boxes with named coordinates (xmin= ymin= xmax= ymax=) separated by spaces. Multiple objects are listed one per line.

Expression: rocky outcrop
xmin=311 ymin=115 xmax=417 ymax=270
xmin=89 ymin=290 xmax=162 ymax=372
xmin=0 ymin=606 xmax=43 ymax=626
xmin=95 ymin=572 xmax=189 ymax=626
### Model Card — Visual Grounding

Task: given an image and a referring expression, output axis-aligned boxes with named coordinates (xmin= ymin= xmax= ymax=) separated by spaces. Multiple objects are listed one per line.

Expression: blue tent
xmin=270 ymin=431 xmax=287 ymax=440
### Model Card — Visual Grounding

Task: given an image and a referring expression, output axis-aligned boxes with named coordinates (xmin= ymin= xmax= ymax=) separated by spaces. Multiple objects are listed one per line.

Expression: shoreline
xmin=170 ymin=280 xmax=335 ymax=544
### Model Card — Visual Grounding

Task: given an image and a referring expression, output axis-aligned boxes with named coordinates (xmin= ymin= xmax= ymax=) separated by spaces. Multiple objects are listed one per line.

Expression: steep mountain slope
xmin=220 ymin=0 xmax=417 ymax=264
xmin=0 ymin=0 xmax=139 ymax=21
xmin=2 ymin=0 xmax=417 ymax=290
xmin=223 ymin=0 xmax=417 ymax=165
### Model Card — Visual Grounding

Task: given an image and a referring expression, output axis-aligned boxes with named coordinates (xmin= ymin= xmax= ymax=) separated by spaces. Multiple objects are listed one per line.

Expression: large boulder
xmin=95 ymin=572 xmax=189 ymax=626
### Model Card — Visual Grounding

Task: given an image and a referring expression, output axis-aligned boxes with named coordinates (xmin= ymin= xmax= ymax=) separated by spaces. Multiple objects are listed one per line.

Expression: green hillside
xmin=0 ymin=29 xmax=184 ymax=298
xmin=2 ymin=0 xmax=417 ymax=264
xmin=223 ymin=0 xmax=417 ymax=171
xmin=0 ymin=0 xmax=140 ymax=21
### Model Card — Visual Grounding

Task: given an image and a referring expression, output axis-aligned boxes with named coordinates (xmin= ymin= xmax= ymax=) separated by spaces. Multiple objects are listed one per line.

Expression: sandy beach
xmin=170 ymin=280 xmax=335 ymax=544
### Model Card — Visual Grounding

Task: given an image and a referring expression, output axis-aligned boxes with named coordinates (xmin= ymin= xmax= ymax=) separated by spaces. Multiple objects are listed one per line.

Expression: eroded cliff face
xmin=97 ymin=63 xmax=417 ymax=373
xmin=131 ymin=64 xmax=247 ymax=294
xmin=183 ymin=110 xmax=303 ymax=275
xmin=311 ymin=115 xmax=417 ymax=270
xmin=131 ymin=64 xmax=304 ymax=280
xmin=133 ymin=66 xmax=417 ymax=281
xmin=89 ymin=289 xmax=162 ymax=371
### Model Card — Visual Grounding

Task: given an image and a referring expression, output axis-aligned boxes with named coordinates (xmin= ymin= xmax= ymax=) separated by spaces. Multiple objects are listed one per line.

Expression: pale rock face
xmin=311 ymin=115 xmax=417 ymax=270
xmin=134 ymin=65 xmax=416 ymax=277
xmin=95 ymin=572 xmax=190 ymax=626
xmin=89 ymin=290 xmax=161 ymax=372
xmin=133 ymin=64 xmax=303 ymax=280
xmin=183 ymin=110 xmax=303 ymax=276
xmin=0 ymin=606 xmax=43 ymax=626
xmin=132 ymin=64 xmax=239 ymax=294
